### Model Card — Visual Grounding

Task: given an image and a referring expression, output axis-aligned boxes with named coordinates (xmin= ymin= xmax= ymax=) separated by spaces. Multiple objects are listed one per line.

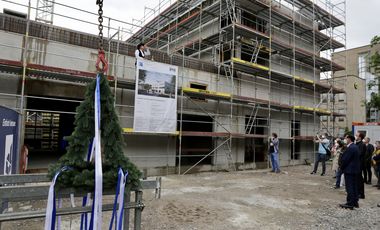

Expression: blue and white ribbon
xmin=57 ymin=198 xmax=63 ymax=230
xmin=92 ymin=74 xmax=103 ymax=230
xmin=80 ymin=138 xmax=94 ymax=230
xmin=109 ymin=169 xmax=129 ymax=230
xmin=44 ymin=166 xmax=71 ymax=230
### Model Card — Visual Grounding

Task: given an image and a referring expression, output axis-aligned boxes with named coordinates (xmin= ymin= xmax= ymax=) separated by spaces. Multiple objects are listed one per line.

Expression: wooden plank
xmin=231 ymin=57 xmax=270 ymax=71
xmin=182 ymin=87 xmax=231 ymax=98
xmin=0 ymin=202 xmax=143 ymax=222
xmin=0 ymin=173 xmax=49 ymax=185
xmin=0 ymin=180 xmax=158 ymax=200
xmin=180 ymin=131 xmax=229 ymax=137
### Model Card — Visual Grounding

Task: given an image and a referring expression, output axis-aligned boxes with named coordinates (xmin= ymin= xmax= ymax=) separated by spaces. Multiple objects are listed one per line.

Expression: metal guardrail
xmin=0 ymin=173 xmax=162 ymax=230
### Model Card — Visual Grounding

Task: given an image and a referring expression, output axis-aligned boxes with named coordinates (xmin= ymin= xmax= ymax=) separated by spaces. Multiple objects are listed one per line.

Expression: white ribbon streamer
xmin=44 ymin=166 xmax=70 ymax=230
xmin=109 ymin=169 xmax=128 ymax=230
xmin=116 ymin=171 xmax=128 ymax=230
xmin=93 ymin=75 xmax=103 ymax=230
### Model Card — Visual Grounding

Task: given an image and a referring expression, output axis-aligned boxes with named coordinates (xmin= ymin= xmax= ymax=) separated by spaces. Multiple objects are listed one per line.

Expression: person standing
xmin=355 ymin=132 xmax=367 ymax=199
xmin=333 ymin=139 xmax=346 ymax=189
xmin=269 ymin=133 xmax=280 ymax=173
xmin=135 ymin=43 xmax=151 ymax=62
xmin=331 ymin=138 xmax=342 ymax=178
xmin=311 ymin=133 xmax=330 ymax=176
xmin=372 ymin=141 xmax=380 ymax=189
xmin=339 ymin=135 xmax=360 ymax=210
xmin=364 ymin=137 xmax=374 ymax=184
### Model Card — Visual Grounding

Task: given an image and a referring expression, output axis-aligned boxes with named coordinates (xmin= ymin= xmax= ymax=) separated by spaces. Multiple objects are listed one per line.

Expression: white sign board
xmin=134 ymin=60 xmax=178 ymax=133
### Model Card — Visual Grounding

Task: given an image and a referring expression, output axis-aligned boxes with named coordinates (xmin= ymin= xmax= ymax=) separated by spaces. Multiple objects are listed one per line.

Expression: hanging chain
xmin=95 ymin=0 xmax=108 ymax=72
xmin=96 ymin=0 xmax=104 ymax=51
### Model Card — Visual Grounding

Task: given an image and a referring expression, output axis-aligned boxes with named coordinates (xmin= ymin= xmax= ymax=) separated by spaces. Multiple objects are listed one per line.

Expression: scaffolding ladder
xmin=223 ymin=137 xmax=236 ymax=171
xmin=250 ymin=38 xmax=263 ymax=64
xmin=245 ymin=103 xmax=259 ymax=134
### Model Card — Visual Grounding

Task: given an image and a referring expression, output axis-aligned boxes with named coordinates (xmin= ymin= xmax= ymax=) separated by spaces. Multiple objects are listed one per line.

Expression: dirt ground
xmin=3 ymin=165 xmax=380 ymax=229
xmin=141 ymin=165 xmax=380 ymax=230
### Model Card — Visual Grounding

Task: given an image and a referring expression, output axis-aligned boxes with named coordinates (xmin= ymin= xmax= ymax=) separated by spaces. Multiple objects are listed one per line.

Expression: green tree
xmin=344 ymin=127 xmax=352 ymax=136
xmin=138 ymin=69 xmax=146 ymax=84
xmin=367 ymin=36 xmax=380 ymax=111
xmin=48 ymin=73 xmax=141 ymax=189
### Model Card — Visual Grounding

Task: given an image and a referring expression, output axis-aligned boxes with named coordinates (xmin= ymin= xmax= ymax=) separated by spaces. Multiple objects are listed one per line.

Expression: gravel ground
xmin=2 ymin=165 xmax=380 ymax=229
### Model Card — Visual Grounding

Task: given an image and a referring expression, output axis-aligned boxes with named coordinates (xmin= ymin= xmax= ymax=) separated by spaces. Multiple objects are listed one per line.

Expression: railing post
xmin=123 ymin=189 xmax=131 ymax=230
xmin=134 ymin=190 xmax=143 ymax=230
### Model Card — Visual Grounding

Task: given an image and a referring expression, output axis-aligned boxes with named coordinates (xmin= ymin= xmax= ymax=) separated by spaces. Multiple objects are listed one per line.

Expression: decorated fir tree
xmin=48 ymin=73 xmax=141 ymax=189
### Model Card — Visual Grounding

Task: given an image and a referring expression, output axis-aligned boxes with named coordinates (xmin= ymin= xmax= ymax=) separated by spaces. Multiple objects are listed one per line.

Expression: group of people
xmin=312 ymin=132 xmax=380 ymax=210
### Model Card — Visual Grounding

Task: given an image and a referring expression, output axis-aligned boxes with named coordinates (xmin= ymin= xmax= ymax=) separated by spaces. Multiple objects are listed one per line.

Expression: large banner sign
xmin=134 ymin=60 xmax=178 ymax=133
xmin=0 ymin=106 xmax=19 ymax=175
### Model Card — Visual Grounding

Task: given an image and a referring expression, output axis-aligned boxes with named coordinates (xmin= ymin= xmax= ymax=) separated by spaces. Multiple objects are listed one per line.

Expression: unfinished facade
xmin=0 ymin=0 xmax=346 ymax=175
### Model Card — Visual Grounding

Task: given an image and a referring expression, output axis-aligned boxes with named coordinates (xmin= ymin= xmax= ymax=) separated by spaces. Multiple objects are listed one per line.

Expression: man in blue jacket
xmin=340 ymin=135 xmax=360 ymax=210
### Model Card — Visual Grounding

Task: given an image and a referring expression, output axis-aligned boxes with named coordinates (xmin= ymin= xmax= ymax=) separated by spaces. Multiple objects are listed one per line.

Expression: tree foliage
xmin=367 ymin=36 xmax=380 ymax=111
xmin=344 ymin=127 xmax=352 ymax=137
xmin=48 ymin=74 xmax=141 ymax=190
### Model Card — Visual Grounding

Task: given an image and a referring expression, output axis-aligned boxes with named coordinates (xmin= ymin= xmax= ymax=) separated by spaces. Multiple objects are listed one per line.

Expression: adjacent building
xmin=322 ymin=43 xmax=380 ymax=136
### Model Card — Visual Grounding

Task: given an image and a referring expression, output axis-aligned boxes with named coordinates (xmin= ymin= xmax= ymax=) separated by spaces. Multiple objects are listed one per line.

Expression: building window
xmin=338 ymin=117 xmax=345 ymax=122
xmin=189 ymin=83 xmax=207 ymax=101
xmin=338 ymin=108 xmax=345 ymax=115
xmin=338 ymin=128 xmax=345 ymax=136
xmin=338 ymin=93 xmax=345 ymax=102
xmin=190 ymin=83 xmax=207 ymax=90
xmin=358 ymin=52 xmax=369 ymax=79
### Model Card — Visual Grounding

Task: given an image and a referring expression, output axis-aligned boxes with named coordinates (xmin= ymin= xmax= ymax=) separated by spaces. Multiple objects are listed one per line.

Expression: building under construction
xmin=0 ymin=0 xmax=346 ymax=175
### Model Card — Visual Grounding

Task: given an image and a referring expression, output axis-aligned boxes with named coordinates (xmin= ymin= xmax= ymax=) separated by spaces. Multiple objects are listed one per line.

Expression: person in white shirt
xmin=135 ymin=43 xmax=151 ymax=62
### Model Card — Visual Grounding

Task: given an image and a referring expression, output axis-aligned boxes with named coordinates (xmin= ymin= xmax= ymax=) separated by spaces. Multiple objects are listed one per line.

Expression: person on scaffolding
xmin=135 ymin=42 xmax=151 ymax=63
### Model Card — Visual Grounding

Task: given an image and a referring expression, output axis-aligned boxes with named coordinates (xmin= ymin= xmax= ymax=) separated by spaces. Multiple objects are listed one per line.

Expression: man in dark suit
xmin=340 ymin=135 xmax=360 ymax=210
xmin=363 ymin=137 xmax=374 ymax=184
xmin=355 ymin=132 xmax=367 ymax=199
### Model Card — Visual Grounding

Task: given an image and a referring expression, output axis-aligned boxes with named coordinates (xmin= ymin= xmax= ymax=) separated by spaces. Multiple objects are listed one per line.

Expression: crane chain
xmin=96 ymin=0 xmax=104 ymax=51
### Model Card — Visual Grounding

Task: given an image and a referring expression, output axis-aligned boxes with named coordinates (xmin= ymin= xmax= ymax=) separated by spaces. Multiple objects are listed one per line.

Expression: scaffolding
xmin=0 ymin=0 xmax=346 ymax=174
xmin=35 ymin=0 xmax=55 ymax=24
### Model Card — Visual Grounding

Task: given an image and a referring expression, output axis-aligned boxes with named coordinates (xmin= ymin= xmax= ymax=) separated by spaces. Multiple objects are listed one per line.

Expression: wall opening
xmin=291 ymin=120 xmax=301 ymax=160
xmin=25 ymin=96 xmax=80 ymax=172
xmin=177 ymin=114 xmax=213 ymax=166
xmin=190 ymin=83 xmax=207 ymax=90
xmin=244 ymin=116 xmax=267 ymax=166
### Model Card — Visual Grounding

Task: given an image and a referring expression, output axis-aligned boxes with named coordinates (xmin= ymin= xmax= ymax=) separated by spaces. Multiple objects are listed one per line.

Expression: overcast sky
xmin=1 ymin=0 xmax=379 ymax=49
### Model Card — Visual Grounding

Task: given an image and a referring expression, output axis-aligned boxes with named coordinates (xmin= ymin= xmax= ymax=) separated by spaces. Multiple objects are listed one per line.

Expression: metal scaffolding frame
xmin=125 ymin=0 xmax=347 ymax=170
xmin=35 ymin=0 xmax=55 ymax=24
xmin=0 ymin=0 xmax=346 ymax=174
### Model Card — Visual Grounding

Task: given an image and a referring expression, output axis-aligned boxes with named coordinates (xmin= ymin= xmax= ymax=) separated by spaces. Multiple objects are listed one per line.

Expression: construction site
xmin=0 ymin=0 xmax=348 ymax=175
xmin=2 ymin=0 xmax=380 ymax=230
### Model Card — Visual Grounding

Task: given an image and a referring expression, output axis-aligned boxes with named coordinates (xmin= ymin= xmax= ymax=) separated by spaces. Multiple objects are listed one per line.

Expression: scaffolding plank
xmin=123 ymin=128 xmax=179 ymax=136
xmin=232 ymin=58 xmax=345 ymax=94
xmin=231 ymin=57 xmax=269 ymax=71
xmin=293 ymin=135 xmax=315 ymax=141
xmin=180 ymin=131 xmax=267 ymax=138
xmin=182 ymin=87 xmax=231 ymax=98
xmin=293 ymin=105 xmax=331 ymax=115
